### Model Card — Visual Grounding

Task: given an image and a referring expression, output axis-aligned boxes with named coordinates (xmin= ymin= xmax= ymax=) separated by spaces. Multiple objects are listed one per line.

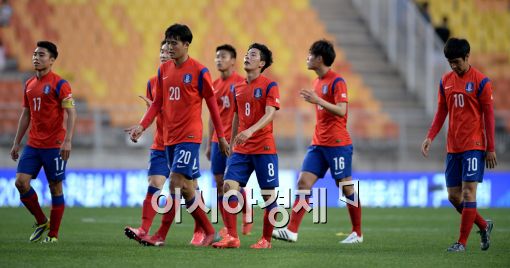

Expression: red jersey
xmin=146 ymin=76 xmax=164 ymax=150
xmin=233 ymin=74 xmax=280 ymax=154
xmin=311 ymin=70 xmax=351 ymax=146
xmin=140 ymin=57 xmax=217 ymax=145
xmin=23 ymin=71 xmax=73 ymax=148
xmin=438 ymin=67 xmax=493 ymax=153
xmin=211 ymin=72 xmax=245 ymax=142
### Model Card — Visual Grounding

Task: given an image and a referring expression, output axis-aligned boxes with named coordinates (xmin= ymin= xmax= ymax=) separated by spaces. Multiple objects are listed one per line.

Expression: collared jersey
xmin=233 ymin=74 xmax=280 ymax=154
xmin=211 ymin=72 xmax=245 ymax=142
xmin=311 ymin=69 xmax=351 ymax=147
xmin=23 ymin=71 xmax=73 ymax=148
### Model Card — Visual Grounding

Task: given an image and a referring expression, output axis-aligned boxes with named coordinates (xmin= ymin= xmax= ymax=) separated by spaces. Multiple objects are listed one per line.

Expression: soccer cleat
xmin=219 ymin=227 xmax=228 ymax=238
xmin=140 ymin=234 xmax=165 ymax=247
xmin=272 ymin=228 xmax=298 ymax=242
xmin=478 ymin=219 xmax=493 ymax=251
xmin=41 ymin=236 xmax=58 ymax=243
xmin=189 ymin=231 xmax=205 ymax=246
xmin=250 ymin=238 xmax=272 ymax=249
xmin=124 ymin=226 xmax=147 ymax=242
xmin=29 ymin=220 xmax=50 ymax=242
xmin=340 ymin=231 xmax=363 ymax=244
xmin=212 ymin=234 xmax=241 ymax=248
xmin=446 ymin=242 xmax=466 ymax=252
xmin=242 ymin=220 xmax=253 ymax=235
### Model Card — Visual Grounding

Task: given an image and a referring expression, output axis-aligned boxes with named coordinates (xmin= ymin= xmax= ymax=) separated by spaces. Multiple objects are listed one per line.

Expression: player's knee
xmin=48 ymin=182 xmax=63 ymax=196
xmin=297 ymin=179 xmax=312 ymax=190
xmin=448 ymin=194 xmax=462 ymax=206
xmin=14 ymin=177 xmax=30 ymax=193
xmin=341 ymin=185 xmax=355 ymax=196
xmin=461 ymin=189 xmax=475 ymax=201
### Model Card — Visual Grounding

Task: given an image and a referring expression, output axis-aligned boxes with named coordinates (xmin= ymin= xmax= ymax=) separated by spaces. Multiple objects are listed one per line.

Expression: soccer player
xmin=204 ymin=44 xmax=252 ymax=237
xmin=124 ymin=40 xmax=172 ymax=243
xmin=212 ymin=43 xmax=280 ymax=249
xmin=129 ymin=23 xmax=229 ymax=247
xmin=421 ymin=38 xmax=496 ymax=252
xmin=272 ymin=39 xmax=363 ymax=244
xmin=10 ymin=41 xmax=76 ymax=243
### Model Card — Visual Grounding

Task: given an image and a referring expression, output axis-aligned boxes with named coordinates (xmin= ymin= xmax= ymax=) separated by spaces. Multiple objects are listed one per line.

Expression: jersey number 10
xmin=453 ymin=94 xmax=464 ymax=108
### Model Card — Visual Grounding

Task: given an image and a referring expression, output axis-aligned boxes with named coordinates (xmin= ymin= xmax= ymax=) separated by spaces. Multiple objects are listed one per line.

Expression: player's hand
xmin=218 ymin=137 xmax=230 ymax=157
xmin=125 ymin=125 xmax=144 ymax=143
xmin=10 ymin=143 xmax=20 ymax=161
xmin=486 ymin=151 xmax=497 ymax=169
xmin=205 ymin=143 xmax=212 ymax=161
xmin=138 ymin=95 xmax=153 ymax=108
xmin=60 ymin=140 xmax=72 ymax=161
xmin=421 ymin=138 xmax=432 ymax=157
xmin=300 ymin=89 xmax=320 ymax=104
xmin=234 ymin=129 xmax=253 ymax=146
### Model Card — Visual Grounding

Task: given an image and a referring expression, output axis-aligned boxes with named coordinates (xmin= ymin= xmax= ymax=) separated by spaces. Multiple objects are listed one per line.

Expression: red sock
xmin=141 ymin=187 xmax=159 ymax=232
xmin=287 ymin=196 xmax=309 ymax=233
xmin=458 ymin=202 xmax=477 ymax=246
xmin=240 ymin=188 xmax=247 ymax=215
xmin=263 ymin=206 xmax=276 ymax=241
xmin=156 ymin=195 xmax=178 ymax=239
xmin=225 ymin=199 xmax=239 ymax=238
xmin=186 ymin=196 xmax=214 ymax=235
xmin=193 ymin=192 xmax=205 ymax=233
xmin=218 ymin=195 xmax=227 ymax=226
xmin=346 ymin=194 xmax=362 ymax=236
xmin=454 ymin=202 xmax=487 ymax=230
xmin=20 ymin=187 xmax=47 ymax=225
xmin=48 ymin=195 xmax=65 ymax=238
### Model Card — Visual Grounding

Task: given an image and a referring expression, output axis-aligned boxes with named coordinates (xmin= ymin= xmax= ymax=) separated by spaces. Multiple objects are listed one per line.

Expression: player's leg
xmin=210 ymin=141 xmax=228 ymax=233
xmin=251 ymin=154 xmax=279 ymax=249
xmin=450 ymin=150 xmax=491 ymax=252
xmin=239 ymin=187 xmax=253 ymax=235
xmin=273 ymin=146 xmax=325 ymax=242
xmin=126 ymin=149 xmax=168 ymax=242
xmin=42 ymin=148 xmax=67 ymax=243
xmin=190 ymin=178 xmax=206 ymax=245
xmin=212 ymin=153 xmax=251 ymax=248
xmin=336 ymin=176 xmax=362 ymax=243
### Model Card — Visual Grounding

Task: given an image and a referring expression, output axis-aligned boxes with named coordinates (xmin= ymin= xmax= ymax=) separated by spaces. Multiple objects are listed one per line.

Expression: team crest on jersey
xmin=322 ymin=84 xmax=328 ymax=95
xmin=43 ymin=85 xmax=51 ymax=94
xmin=465 ymin=82 xmax=474 ymax=93
xmin=183 ymin=74 xmax=192 ymax=84
xmin=254 ymin=88 xmax=262 ymax=99
xmin=230 ymin=84 xmax=235 ymax=92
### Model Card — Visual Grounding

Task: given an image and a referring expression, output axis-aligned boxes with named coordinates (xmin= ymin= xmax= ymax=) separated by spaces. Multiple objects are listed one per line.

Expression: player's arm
xmin=300 ymin=85 xmax=346 ymax=117
xmin=480 ymin=80 xmax=497 ymax=168
xmin=205 ymin=118 xmax=214 ymax=160
xmin=129 ymin=70 xmax=163 ymax=142
xmin=422 ymin=85 xmax=448 ymax=157
xmin=234 ymin=106 xmax=277 ymax=145
xmin=61 ymin=97 xmax=77 ymax=161
xmin=10 ymin=107 xmax=31 ymax=161
xmin=230 ymin=112 xmax=239 ymax=153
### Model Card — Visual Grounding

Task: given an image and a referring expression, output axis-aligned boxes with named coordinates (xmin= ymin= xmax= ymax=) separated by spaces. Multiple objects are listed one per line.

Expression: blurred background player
xmin=10 ymin=41 xmax=76 ymax=243
xmin=124 ymin=40 xmax=172 ymax=244
xmin=204 ymin=44 xmax=252 ymax=237
xmin=212 ymin=43 xmax=280 ymax=249
xmin=129 ymin=23 xmax=229 ymax=247
xmin=272 ymin=39 xmax=362 ymax=244
xmin=421 ymin=38 xmax=496 ymax=252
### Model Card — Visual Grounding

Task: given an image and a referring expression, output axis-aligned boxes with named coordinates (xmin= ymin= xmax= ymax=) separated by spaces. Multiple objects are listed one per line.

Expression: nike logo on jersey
xmin=334 ymin=171 xmax=343 ymax=175
xmin=56 ymin=172 xmax=65 ymax=176
xmin=444 ymin=85 xmax=453 ymax=90
xmin=267 ymin=177 xmax=276 ymax=183
xmin=163 ymin=76 xmax=169 ymax=80
xmin=466 ymin=173 xmax=476 ymax=177
xmin=177 ymin=165 xmax=186 ymax=168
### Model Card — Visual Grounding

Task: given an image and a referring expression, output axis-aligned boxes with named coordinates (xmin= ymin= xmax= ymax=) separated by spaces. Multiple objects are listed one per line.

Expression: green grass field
xmin=0 ymin=207 xmax=509 ymax=267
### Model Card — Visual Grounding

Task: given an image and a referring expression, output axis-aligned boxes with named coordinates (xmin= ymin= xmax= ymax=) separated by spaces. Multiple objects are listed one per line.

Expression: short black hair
xmin=37 ymin=41 xmax=58 ymax=59
xmin=165 ymin=23 xmax=193 ymax=44
xmin=160 ymin=40 xmax=167 ymax=47
xmin=444 ymin=38 xmax=470 ymax=60
xmin=216 ymin=44 xmax=237 ymax=59
xmin=248 ymin=43 xmax=273 ymax=73
xmin=309 ymin=39 xmax=336 ymax=67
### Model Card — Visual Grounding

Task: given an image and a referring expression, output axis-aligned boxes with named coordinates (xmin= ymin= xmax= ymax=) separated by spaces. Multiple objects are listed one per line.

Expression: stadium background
xmin=0 ymin=1 xmax=509 ymax=267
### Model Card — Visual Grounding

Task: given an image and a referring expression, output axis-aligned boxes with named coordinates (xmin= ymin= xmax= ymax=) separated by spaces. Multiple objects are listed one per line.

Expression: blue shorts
xmin=301 ymin=145 xmax=353 ymax=180
xmin=445 ymin=150 xmax=485 ymax=187
xmin=165 ymin=143 xmax=201 ymax=180
xmin=17 ymin=145 xmax=67 ymax=181
xmin=225 ymin=153 xmax=278 ymax=189
xmin=148 ymin=149 xmax=170 ymax=177
xmin=211 ymin=142 xmax=228 ymax=175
